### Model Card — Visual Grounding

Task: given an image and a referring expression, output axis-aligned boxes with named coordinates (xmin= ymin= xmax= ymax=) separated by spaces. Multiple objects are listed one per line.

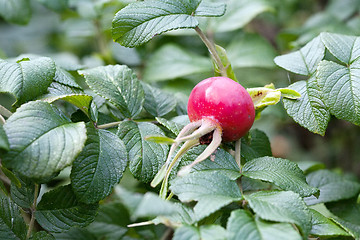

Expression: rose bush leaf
xmin=0 ymin=124 xmax=9 ymax=152
xmin=241 ymin=129 xmax=272 ymax=162
xmin=79 ymin=65 xmax=144 ymax=119
xmin=2 ymin=101 xmax=87 ymax=180
xmin=170 ymin=171 xmax=242 ymax=221
xmin=10 ymin=174 xmax=35 ymax=209
xmin=35 ymin=185 xmax=98 ymax=232
xmin=0 ymin=196 xmax=27 ymax=240
xmin=71 ymin=125 xmax=128 ymax=204
xmin=244 ymin=190 xmax=312 ymax=238
xmin=117 ymin=121 xmax=168 ymax=183
xmin=0 ymin=57 xmax=56 ymax=105
xmin=309 ymin=209 xmax=350 ymax=237
xmin=173 ymin=225 xmax=227 ymax=240
xmin=242 ymin=157 xmax=319 ymax=197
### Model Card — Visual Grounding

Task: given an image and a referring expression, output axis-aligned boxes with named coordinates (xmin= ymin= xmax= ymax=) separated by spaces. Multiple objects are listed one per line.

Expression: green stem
xmin=194 ymin=26 xmax=227 ymax=77
xmin=96 ymin=121 xmax=122 ymax=129
xmin=26 ymin=184 xmax=40 ymax=239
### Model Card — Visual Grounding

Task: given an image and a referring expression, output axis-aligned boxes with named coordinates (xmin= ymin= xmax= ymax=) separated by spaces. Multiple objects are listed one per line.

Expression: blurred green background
xmin=1 ymin=0 xmax=360 ymax=177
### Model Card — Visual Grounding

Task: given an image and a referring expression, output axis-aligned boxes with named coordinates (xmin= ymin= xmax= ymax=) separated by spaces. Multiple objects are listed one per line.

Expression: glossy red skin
xmin=187 ymin=77 xmax=255 ymax=142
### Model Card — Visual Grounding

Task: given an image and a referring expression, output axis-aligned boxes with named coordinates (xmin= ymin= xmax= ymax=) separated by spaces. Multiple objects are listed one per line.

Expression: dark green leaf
xmin=71 ymin=126 xmax=128 ymax=204
xmin=332 ymin=217 xmax=360 ymax=239
xmin=47 ymin=82 xmax=83 ymax=96
xmin=156 ymin=116 xmax=189 ymax=136
xmin=52 ymin=228 xmax=97 ymax=240
xmin=0 ymin=57 xmax=56 ymax=105
xmin=112 ymin=0 xmax=201 ymax=47
xmin=309 ymin=209 xmax=350 ymax=237
xmin=2 ymin=101 xmax=87 ymax=180
xmin=54 ymin=67 xmax=82 ymax=89
xmin=245 ymin=190 xmax=312 ymax=237
xmin=316 ymin=59 xmax=360 ymax=126
xmin=227 ymin=209 xmax=302 ymax=240
xmin=10 ymin=174 xmax=35 ymax=208
xmin=173 ymin=225 xmax=227 ymax=240
xmin=326 ymin=198 xmax=360 ymax=225
xmin=274 ymin=36 xmax=325 ymax=76
xmin=0 ymin=0 xmax=31 ymax=25
xmin=142 ymin=83 xmax=177 ymax=117
xmin=173 ymin=225 xmax=200 ymax=240
xmin=30 ymin=231 xmax=55 ymax=240
xmin=296 ymin=161 xmax=326 ymax=174
xmin=241 ymin=129 xmax=272 ymax=162
xmin=117 ymin=121 xmax=168 ymax=182
xmin=143 ymin=44 xmax=212 ymax=82
xmin=0 ymin=124 xmax=9 ymax=152
xmin=0 ymin=196 xmax=27 ymax=240
xmin=320 ymin=32 xmax=360 ymax=65
xmin=1 ymin=166 xmax=21 ymax=188
xmin=35 ymin=185 xmax=98 ymax=232
xmin=242 ymin=157 xmax=319 ymax=197
xmin=133 ymin=192 xmax=177 ymax=219
xmin=79 ymin=65 xmax=144 ymax=118
xmin=304 ymin=170 xmax=360 ymax=205
xmin=170 ymin=171 xmax=242 ymax=221
xmin=227 ymin=33 xmax=276 ymax=68
xmin=282 ymin=77 xmax=330 ymax=136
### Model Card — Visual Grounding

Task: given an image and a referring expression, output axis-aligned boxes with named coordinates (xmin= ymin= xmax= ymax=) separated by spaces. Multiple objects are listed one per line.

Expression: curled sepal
xmin=247 ymin=84 xmax=301 ymax=119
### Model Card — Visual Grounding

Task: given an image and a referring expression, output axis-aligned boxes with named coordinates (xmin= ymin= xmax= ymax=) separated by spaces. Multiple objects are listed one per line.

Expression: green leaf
xmin=282 ymin=77 xmax=330 ymax=136
xmin=227 ymin=209 xmax=302 ymax=240
xmin=37 ymin=0 xmax=70 ymax=13
xmin=213 ymin=0 xmax=274 ymax=32
xmin=112 ymin=0 xmax=201 ymax=47
xmin=304 ymin=170 xmax=360 ymax=205
xmin=52 ymin=228 xmax=97 ymax=240
xmin=30 ymin=231 xmax=55 ymax=240
xmin=296 ymin=161 xmax=325 ymax=174
xmin=79 ymin=65 xmax=144 ymax=118
xmin=195 ymin=1 xmax=226 ymax=17
xmin=0 ymin=196 xmax=27 ymax=240
xmin=87 ymin=202 xmax=129 ymax=240
xmin=0 ymin=0 xmax=31 ymax=25
xmin=242 ymin=157 xmax=319 ymax=197
xmin=173 ymin=225 xmax=227 ymax=240
xmin=117 ymin=121 xmax=168 ymax=183
xmin=156 ymin=116 xmax=189 ymax=136
xmin=2 ymin=101 xmax=87 ymax=180
xmin=274 ymin=36 xmax=325 ymax=76
xmin=71 ymin=126 xmax=128 ymax=204
xmin=227 ymin=33 xmax=277 ymax=68
xmin=35 ymin=185 xmax=98 ymax=232
xmin=1 ymin=167 xmax=21 ymax=188
xmin=54 ymin=67 xmax=82 ymax=89
xmin=316 ymin=59 xmax=360 ymax=125
xmin=0 ymin=57 xmax=56 ymax=105
xmin=241 ymin=129 xmax=272 ymax=162
xmin=320 ymin=32 xmax=360 ymax=65
xmin=142 ymin=83 xmax=177 ymax=117
xmin=170 ymin=171 xmax=242 ymax=221
xmin=143 ymin=44 xmax=212 ymax=82
xmin=43 ymin=94 xmax=93 ymax=120
xmin=10 ymin=174 xmax=35 ymax=208
xmin=309 ymin=209 xmax=350 ymax=237
xmin=0 ymin=124 xmax=9 ymax=152
xmin=245 ymin=191 xmax=312 ymax=238
xmin=326 ymin=197 xmax=360 ymax=225
xmin=332 ymin=217 xmax=360 ymax=239
xmin=133 ymin=192 xmax=177 ymax=219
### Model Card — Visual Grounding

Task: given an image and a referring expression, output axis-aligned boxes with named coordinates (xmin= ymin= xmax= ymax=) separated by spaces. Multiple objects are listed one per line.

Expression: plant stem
xmin=0 ymin=114 xmax=5 ymax=125
xmin=235 ymin=139 xmax=242 ymax=172
xmin=96 ymin=121 xmax=122 ymax=129
xmin=0 ymin=105 xmax=12 ymax=118
xmin=194 ymin=26 xmax=227 ymax=77
xmin=26 ymin=184 xmax=40 ymax=239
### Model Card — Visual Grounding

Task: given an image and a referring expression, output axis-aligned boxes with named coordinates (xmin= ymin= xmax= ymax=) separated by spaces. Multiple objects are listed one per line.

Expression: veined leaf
xmin=71 ymin=126 xmax=128 ymax=204
xmin=320 ymin=32 xmax=360 ymax=65
xmin=117 ymin=121 xmax=168 ymax=183
xmin=143 ymin=44 xmax=212 ymax=82
xmin=30 ymin=231 xmax=55 ymax=240
xmin=0 ymin=0 xmax=31 ymax=25
xmin=173 ymin=225 xmax=227 ymax=240
xmin=242 ymin=157 xmax=319 ymax=197
xmin=326 ymin=197 xmax=360 ymax=225
xmin=156 ymin=116 xmax=189 ymax=136
xmin=79 ymin=65 xmax=144 ymax=119
xmin=112 ymin=0 xmax=224 ymax=47
xmin=0 ymin=124 xmax=9 ymax=152
xmin=52 ymin=228 xmax=97 ymax=240
xmin=309 ymin=209 xmax=350 ymax=237
xmin=170 ymin=171 xmax=242 ymax=221
xmin=0 ymin=196 xmax=27 ymax=240
xmin=316 ymin=59 xmax=360 ymax=126
xmin=2 ymin=101 xmax=87 ymax=180
xmin=274 ymin=36 xmax=325 ymax=76
xmin=0 ymin=57 xmax=56 ymax=105
xmin=241 ymin=129 xmax=272 ymax=162
xmin=282 ymin=77 xmax=330 ymax=136
xmin=10 ymin=174 xmax=35 ymax=209
xmin=227 ymin=209 xmax=302 ymax=240
xmin=304 ymin=170 xmax=360 ymax=205
xmin=245 ymin=191 xmax=312 ymax=238
xmin=142 ymin=83 xmax=177 ymax=117
xmin=35 ymin=185 xmax=98 ymax=232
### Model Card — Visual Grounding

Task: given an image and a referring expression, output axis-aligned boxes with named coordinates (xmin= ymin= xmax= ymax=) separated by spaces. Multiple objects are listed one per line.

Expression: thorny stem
xmin=26 ymin=184 xmax=40 ymax=239
xmin=194 ymin=26 xmax=228 ymax=77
